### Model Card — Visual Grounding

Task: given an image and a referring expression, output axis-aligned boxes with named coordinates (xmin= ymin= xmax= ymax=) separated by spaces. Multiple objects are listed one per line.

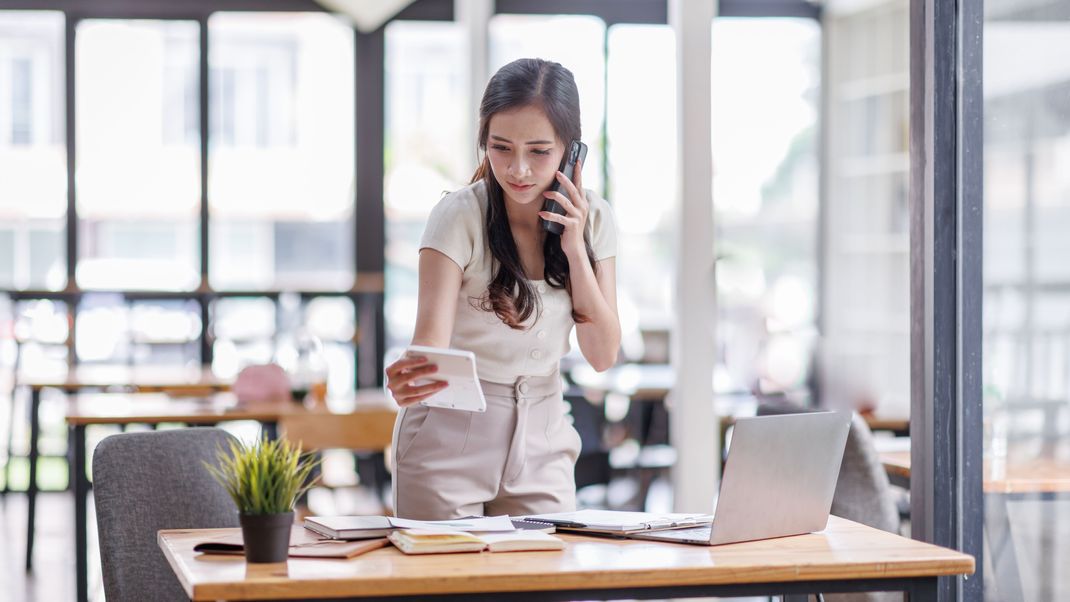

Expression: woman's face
xmin=486 ymin=105 xmax=565 ymax=209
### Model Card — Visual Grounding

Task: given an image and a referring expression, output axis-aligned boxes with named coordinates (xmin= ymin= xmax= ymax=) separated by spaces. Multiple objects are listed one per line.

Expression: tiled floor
xmin=2 ymin=492 xmax=94 ymax=602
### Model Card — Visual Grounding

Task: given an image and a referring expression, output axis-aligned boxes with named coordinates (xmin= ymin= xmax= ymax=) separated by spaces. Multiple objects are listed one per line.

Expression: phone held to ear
xmin=540 ymin=140 xmax=588 ymax=235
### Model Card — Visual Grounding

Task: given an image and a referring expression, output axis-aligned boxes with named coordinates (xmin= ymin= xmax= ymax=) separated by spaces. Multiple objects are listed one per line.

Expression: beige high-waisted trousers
xmin=391 ymin=372 xmax=581 ymax=520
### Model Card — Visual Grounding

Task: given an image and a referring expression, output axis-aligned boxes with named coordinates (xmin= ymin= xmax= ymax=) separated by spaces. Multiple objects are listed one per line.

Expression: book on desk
xmin=388 ymin=529 xmax=564 ymax=554
xmin=303 ymin=515 xmax=553 ymax=540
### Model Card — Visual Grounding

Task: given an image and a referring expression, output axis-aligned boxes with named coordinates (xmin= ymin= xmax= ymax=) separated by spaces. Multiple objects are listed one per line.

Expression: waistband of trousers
xmin=479 ymin=372 xmax=561 ymax=400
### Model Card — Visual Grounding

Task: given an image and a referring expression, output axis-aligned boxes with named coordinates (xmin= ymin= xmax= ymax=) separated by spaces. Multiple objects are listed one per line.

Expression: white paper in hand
xmin=404 ymin=345 xmax=487 ymax=412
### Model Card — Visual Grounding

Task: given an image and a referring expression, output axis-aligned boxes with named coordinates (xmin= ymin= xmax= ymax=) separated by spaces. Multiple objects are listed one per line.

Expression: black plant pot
xmin=239 ymin=511 xmax=294 ymax=563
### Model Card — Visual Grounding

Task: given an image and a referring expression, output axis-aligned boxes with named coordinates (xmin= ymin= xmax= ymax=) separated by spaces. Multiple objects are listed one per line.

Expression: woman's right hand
xmin=385 ymin=355 xmax=449 ymax=407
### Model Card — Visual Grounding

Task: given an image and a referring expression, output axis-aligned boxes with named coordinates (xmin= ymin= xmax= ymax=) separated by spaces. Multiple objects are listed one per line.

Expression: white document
xmin=387 ymin=515 xmax=517 ymax=532
xmin=404 ymin=345 xmax=487 ymax=412
xmin=523 ymin=509 xmax=713 ymax=534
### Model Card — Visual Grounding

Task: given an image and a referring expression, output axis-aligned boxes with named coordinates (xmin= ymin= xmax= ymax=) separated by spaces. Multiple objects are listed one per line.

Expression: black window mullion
xmin=199 ymin=14 xmax=209 ymax=289
xmin=354 ymin=26 xmax=386 ymax=388
xmin=909 ymin=0 xmax=984 ymax=600
xmin=601 ymin=26 xmax=610 ymax=202
xmin=494 ymin=0 xmax=667 ymax=24
xmin=64 ymin=13 xmax=76 ymax=291
xmin=718 ymin=0 xmax=821 ymax=19
xmin=0 ymin=1 xmax=323 ymax=18
xmin=198 ymin=14 xmax=212 ymax=365
xmin=64 ymin=13 xmax=78 ymax=366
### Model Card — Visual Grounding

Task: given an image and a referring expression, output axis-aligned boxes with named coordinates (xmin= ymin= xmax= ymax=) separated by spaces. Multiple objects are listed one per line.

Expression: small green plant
xmin=205 ymin=435 xmax=321 ymax=515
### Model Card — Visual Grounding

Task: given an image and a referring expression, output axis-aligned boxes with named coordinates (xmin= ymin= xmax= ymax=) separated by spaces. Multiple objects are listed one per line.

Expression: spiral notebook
xmin=522 ymin=510 xmax=712 ymax=535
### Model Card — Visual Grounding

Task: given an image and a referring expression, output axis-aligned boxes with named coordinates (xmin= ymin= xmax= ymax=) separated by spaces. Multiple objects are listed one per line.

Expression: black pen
xmin=541 ymin=519 xmax=588 ymax=528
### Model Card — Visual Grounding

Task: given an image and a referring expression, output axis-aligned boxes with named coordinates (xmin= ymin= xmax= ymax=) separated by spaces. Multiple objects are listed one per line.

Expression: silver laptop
xmin=631 ymin=411 xmax=851 ymax=546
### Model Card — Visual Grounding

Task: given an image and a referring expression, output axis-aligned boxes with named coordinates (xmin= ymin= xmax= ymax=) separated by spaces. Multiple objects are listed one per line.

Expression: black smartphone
xmin=540 ymin=140 xmax=588 ymax=235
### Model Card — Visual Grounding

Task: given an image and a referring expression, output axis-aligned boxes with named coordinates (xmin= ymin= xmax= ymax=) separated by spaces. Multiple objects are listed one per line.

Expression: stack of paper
xmin=304 ymin=515 xmax=516 ymax=540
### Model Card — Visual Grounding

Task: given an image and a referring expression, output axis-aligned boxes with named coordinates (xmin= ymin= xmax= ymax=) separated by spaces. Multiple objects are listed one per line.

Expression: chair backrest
xmin=756 ymin=401 xmax=900 ymax=534
xmin=93 ymin=428 xmax=241 ymax=602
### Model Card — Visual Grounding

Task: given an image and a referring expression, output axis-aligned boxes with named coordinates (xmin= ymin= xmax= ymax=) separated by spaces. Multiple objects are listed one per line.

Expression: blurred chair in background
xmin=757 ymin=400 xmax=901 ymax=602
xmin=232 ymin=363 xmax=291 ymax=403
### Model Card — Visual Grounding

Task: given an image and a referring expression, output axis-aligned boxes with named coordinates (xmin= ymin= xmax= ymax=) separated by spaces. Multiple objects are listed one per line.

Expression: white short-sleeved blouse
xmin=419 ymin=179 xmax=617 ymax=384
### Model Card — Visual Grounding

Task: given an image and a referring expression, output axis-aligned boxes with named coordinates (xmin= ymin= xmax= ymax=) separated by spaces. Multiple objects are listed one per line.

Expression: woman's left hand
xmin=539 ymin=158 xmax=588 ymax=261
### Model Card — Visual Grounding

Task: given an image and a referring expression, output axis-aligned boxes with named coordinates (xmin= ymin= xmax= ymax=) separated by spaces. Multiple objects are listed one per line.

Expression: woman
xmin=386 ymin=58 xmax=620 ymax=520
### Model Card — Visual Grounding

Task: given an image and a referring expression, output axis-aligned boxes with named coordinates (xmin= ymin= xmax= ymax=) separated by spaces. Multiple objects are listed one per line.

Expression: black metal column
xmin=64 ymin=13 xmax=77 ymax=291
xmin=24 ymin=387 xmax=40 ymax=572
xmin=355 ymin=27 xmax=386 ymax=386
xmin=198 ymin=15 xmax=209 ymax=291
xmin=71 ymin=424 xmax=88 ymax=602
xmin=909 ymin=0 xmax=984 ymax=600
xmin=64 ymin=14 xmax=79 ymax=372
xmin=198 ymin=15 xmax=213 ymax=367
xmin=355 ymin=292 xmax=386 ymax=388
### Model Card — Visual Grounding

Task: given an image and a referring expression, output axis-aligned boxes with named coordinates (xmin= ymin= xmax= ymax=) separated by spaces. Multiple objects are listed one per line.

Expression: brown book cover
xmin=193 ymin=527 xmax=389 ymax=559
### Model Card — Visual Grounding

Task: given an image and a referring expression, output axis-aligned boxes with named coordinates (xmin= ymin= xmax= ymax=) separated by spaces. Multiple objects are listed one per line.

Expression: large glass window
xmin=210 ymin=293 xmax=355 ymax=397
xmin=383 ymin=20 xmax=466 ymax=347
xmin=984 ymin=1 xmax=1070 ymax=599
xmin=606 ymin=24 xmax=676 ymax=361
xmin=0 ymin=11 xmax=66 ymax=290
xmin=712 ymin=18 xmax=821 ymax=396
xmin=208 ymin=12 xmax=355 ymax=291
xmin=211 ymin=296 xmax=277 ymax=375
xmin=824 ymin=2 xmax=910 ymax=418
xmin=76 ymin=19 xmax=201 ymax=291
xmin=74 ymin=294 xmax=201 ymax=365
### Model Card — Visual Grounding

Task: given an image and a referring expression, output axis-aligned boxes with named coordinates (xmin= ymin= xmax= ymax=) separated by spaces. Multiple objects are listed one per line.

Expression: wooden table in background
xmin=14 ymin=364 xmax=233 ymax=586
xmin=158 ymin=516 xmax=972 ymax=601
xmin=880 ymin=450 xmax=912 ymax=489
xmin=878 ymin=450 xmax=1070 ymax=493
xmin=879 ymin=448 xmax=1070 ymax=600
xmin=569 ymin=363 xmax=909 ymax=432
xmin=860 ymin=414 xmax=910 ymax=436
xmin=66 ymin=391 xmax=397 ymax=602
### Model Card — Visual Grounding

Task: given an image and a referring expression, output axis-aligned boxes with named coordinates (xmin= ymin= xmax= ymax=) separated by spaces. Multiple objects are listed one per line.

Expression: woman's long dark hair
xmin=470 ymin=58 xmax=598 ymax=330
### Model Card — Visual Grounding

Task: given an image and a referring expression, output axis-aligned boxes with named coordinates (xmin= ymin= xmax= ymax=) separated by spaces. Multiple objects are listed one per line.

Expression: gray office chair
xmin=757 ymin=402 xmax=902 ymax=602
xmin=93 ymin=428 xmax=240 ymax=602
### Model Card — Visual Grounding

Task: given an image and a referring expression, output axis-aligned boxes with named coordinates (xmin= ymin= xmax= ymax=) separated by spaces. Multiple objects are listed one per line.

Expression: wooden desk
xmin=67 ymin=392 xmax=396 ymax=602
xmin=158 ymin=516 xmax=972 ymax=601
xmin=15 ymin=364 xmax=232 ymax=584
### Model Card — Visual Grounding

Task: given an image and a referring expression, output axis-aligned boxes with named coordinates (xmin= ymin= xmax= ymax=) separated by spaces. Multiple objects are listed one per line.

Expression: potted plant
xmin=205 ymin=435 xmax=320 ymax=563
